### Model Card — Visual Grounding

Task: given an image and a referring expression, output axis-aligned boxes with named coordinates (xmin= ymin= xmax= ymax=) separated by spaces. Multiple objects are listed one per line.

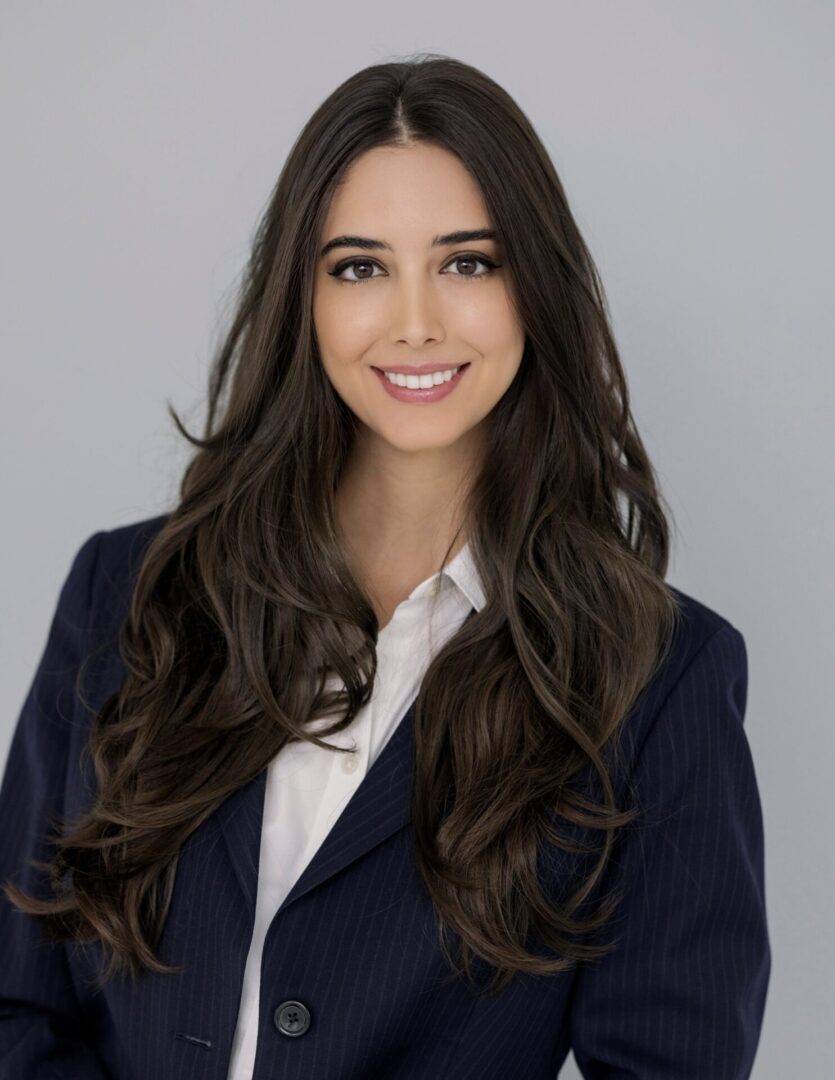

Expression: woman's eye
xmin=329 ymin=254 xmax=498 ymax=285
xmin=331 ymin=259 xmax=383 ymax=284
xmin=442 ymin=255 xmax=494 ymax=280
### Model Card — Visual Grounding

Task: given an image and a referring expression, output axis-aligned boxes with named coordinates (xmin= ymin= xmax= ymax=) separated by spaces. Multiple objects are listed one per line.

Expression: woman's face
xmin=312 ymin=142 xmax=526 ymax=456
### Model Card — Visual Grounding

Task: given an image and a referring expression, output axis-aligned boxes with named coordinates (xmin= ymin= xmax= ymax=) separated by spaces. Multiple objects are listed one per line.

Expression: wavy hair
xmin=5 ymin=53 xmax=681 ymax=996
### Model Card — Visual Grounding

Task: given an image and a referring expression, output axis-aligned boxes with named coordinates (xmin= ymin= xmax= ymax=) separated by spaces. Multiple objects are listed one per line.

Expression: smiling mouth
xmin=373 ymin=363 xmax=470 ymax=383
xmin=371 ymin=362 xmax=471 ymax=402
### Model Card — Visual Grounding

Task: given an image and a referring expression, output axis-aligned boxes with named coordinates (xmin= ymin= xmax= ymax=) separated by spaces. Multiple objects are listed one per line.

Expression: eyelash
xmin=328 ymin=253 xmax=500 ymax=286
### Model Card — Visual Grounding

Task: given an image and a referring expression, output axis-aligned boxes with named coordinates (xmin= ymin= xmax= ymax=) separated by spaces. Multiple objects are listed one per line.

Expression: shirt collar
xmin=409 ymin=540 xmax=486 ymax=613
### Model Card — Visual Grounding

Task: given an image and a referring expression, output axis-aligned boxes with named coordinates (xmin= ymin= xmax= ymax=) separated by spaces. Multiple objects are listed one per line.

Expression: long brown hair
xmin=5 ymin=53 xmax=681 ymax=996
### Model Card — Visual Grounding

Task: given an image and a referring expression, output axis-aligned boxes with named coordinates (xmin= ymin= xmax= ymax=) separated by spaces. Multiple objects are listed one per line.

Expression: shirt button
xmin=273 ymin=1000 xmax=311 ymax=1037
xmin=341 ymin=753 xmax=359 ymax=774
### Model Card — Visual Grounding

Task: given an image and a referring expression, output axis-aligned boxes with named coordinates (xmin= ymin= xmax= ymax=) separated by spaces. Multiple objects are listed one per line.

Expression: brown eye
xmin=329 ymin=259 xmax=382 ymax=284
xmin=451 ymin=256 xmax=478 ymax=275
xmin=443 ymin=254 xmax=498 ymax=279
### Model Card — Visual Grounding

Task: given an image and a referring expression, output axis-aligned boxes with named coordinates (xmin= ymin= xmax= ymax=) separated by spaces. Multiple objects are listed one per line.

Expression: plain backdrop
xmin=1 ymin=2 xmax=833 ymax=1076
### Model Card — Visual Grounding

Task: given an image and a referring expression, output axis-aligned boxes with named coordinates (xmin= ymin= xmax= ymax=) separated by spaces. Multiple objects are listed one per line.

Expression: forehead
xmin=322 ymin=144 xmax=491 ymax=235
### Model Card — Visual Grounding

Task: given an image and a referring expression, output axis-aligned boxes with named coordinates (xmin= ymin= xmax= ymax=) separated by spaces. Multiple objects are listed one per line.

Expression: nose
xmin=387 ymin=273 xmax=445 ymax=348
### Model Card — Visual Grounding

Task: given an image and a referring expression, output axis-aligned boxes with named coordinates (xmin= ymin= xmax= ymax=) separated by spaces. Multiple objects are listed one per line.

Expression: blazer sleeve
xmin=0 ymin=530 xmax=113 ymax=1079
xmin=567 ymin=624 xmax=771 ymax=1079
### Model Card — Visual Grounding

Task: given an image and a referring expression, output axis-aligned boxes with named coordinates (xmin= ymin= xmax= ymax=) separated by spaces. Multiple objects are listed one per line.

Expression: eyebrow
xmin=319 ymin=228 xmax=498 ymax=258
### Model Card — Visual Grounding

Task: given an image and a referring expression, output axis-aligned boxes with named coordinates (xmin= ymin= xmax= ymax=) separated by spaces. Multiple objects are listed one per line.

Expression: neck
xmin=334 ymin=425 xmax=482 ymax=574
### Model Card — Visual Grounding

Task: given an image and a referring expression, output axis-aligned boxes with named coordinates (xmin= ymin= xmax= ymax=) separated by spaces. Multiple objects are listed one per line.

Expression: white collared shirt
xmin=226 ymin=541 xmax=486 ymax=1079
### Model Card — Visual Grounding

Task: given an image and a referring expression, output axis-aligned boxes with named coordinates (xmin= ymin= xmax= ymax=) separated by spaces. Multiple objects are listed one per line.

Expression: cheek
xmin=315 ymin=293 xmax=382 ymax=359
xmin=455 ymin=287 xmax=521 ymax=350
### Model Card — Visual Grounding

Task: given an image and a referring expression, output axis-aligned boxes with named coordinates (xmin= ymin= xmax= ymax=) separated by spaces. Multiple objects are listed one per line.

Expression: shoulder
xmin=56 ymin=513 xmax=172 ymax=701
xmin=23 ymin=513 xmax=169 ymax=669
xmin=80 ymin=512 xmax=172 ymax=621
xmin=655 ymin=584 xmax=746 ymax=704
xmin=662 ymin=584 xmax=746 ymax=697
xmin=96 ymin=511 xmax=172 ymax=582
xmin=616 ymin=585 xmax=749 ymax=791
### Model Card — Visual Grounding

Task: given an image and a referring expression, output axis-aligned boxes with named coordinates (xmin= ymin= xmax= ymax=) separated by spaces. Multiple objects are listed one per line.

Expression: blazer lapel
xmin=215 ymin=605 xmax=477 ymax=922
xmin=212 ymin=762 xmax=268 ymax=920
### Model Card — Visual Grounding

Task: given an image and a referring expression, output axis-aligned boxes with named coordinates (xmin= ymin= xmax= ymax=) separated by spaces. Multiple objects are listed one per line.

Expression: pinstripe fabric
xmin=0 ymin=514 xmax=770 ymax=1079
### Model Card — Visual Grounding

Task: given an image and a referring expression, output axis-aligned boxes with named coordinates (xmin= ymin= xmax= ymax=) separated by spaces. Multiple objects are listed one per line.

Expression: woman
xmin=0 ymin=55 xmax=770 ymax=1079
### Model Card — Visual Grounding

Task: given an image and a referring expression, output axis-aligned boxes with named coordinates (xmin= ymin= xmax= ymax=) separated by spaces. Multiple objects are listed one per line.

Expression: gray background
xmin=2 ymin=2 xmax=832 ymax=1075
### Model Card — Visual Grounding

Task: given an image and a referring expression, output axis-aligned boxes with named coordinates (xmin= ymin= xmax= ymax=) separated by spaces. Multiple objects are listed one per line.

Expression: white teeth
xmin=382 ymin=366 xmax=461 ymax=388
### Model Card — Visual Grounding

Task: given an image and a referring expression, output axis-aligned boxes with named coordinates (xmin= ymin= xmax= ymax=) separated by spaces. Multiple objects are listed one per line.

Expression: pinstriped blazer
xmin=0 ymin=514 xmax=771 ymax=1079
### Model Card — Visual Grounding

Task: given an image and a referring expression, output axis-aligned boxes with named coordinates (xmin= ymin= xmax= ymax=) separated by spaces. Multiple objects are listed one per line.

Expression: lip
xmin=372 ymin=362 xmax=471 ymax=403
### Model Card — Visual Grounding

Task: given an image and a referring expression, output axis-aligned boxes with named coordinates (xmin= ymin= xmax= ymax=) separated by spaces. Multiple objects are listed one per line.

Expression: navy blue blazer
xmin=0 ymin=514 xmax=770 ymax=1079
